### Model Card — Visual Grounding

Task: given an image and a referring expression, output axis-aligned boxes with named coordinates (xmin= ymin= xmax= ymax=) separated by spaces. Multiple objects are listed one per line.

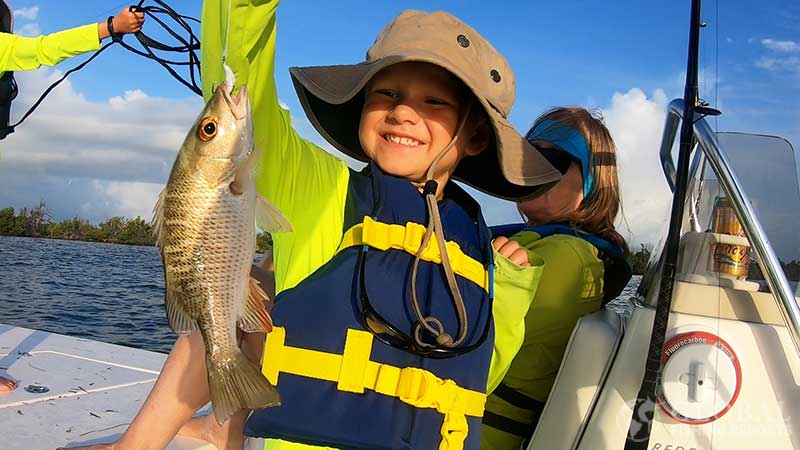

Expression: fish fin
xmin=152 ymin=188 xmax=166 ymax=250
xmin=207 ymin=351 xmax=281 ymax=424
xmin=237 ymin=277 xmax=273 ymax=333
xmin=164 ymin=269 xmax=197 ymax=335
xmin=256 ymin=195 xmax=292 ymax=233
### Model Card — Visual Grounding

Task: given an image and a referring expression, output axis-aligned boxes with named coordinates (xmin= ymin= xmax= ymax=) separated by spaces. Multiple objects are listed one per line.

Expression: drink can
xmin=710 ymin=197 xmax=744 ymax=236
xmin=710 ymin=243 xmax=751 ymax=278
xmin=709 ymin=197 xmax=750 ymax=278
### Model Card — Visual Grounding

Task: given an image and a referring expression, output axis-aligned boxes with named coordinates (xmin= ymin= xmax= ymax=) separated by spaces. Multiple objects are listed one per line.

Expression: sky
xmin=0 ymin=0 xmax=798 ymax=249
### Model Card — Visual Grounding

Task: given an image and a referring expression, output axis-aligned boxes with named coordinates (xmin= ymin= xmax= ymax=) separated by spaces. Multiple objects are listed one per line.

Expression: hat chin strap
xmin=409 ymin=101 xmax=473 ymax=349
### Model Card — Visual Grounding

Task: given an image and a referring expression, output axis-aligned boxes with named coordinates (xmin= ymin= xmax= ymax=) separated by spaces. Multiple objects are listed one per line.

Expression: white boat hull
xmin=0 ymin=324 xmax=216 ymax=450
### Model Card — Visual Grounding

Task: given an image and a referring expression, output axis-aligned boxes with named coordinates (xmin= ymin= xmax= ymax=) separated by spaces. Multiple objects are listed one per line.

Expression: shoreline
xmin=0 ymin=234 xmax=156 ymax=248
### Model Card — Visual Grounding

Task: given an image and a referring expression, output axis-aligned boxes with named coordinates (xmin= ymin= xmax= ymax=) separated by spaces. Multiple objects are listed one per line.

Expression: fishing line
xmin=623 ymin=1 xmax=705 ymax=447
xmin=714 ymin=0 xmax=719 ymax=131
xmin=222 ymin=0 xmax=236 ymax=90
xmin=710 ymin=1 xmax=722 ymax=447
xmin=1 ymin=0 xmax=201 ymax=140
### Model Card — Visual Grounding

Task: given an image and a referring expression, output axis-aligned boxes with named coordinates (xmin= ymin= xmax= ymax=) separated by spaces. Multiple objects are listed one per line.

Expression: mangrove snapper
xmin=153 ymin=82 xmax=289 ymax=423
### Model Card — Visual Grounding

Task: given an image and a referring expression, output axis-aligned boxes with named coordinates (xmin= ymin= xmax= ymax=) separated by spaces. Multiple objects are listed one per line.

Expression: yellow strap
xmin=337 ymin=216 xmax=489 ymax=292
xmin=263 ymin=327 xmax=486 ymax=450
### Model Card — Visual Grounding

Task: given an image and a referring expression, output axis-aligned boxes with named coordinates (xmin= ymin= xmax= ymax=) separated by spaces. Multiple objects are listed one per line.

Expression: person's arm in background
xmin=486 ymin=236 xmax=544 ymax=393
xmin=0 ymin=8 xmax=143 ymax=72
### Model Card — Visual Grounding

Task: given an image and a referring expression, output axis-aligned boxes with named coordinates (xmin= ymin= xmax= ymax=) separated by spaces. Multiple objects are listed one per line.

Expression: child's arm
xmin=486 ymin=240 xmax=544 ymax=393
xmin=201 ymin=0 xmax=349 ymax=292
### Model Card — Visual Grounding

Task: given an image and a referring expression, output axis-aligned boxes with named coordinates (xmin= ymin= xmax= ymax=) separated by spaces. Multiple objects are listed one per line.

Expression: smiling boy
xmin=203 ymin=2 xmax=562 ymax=449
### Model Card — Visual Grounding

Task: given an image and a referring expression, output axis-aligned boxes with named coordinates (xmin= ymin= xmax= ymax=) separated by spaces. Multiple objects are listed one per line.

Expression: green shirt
xmin=480 ymin=231 xmax=606 ymax=450
xmin=200 ymin=1 xmax=543 ymax=448
xmin=0 ymin=24 xmax=100 ymax=75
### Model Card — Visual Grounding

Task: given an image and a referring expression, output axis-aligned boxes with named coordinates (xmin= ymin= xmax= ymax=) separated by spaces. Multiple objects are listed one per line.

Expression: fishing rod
xmin=622 ymin=0 xmax=721 ymax=447
xmin=0 ymin=0 xmax=201 ymax=140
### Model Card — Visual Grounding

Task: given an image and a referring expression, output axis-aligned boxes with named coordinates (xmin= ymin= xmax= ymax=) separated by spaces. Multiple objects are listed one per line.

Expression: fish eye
xmin=198 ymin=118 xmax=218 ymax=141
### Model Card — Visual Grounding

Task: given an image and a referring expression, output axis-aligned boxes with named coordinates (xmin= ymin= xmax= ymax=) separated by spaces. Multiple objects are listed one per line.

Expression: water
xmin=0 ymin=236 xmax=173 ymax=353
xmin=0 ymin=236 xmax=641 ymax=354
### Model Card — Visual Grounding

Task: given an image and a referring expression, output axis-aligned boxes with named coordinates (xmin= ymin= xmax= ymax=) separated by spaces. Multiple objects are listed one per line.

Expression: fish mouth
xmin=220 ymin=83 xmax=249 ymax=120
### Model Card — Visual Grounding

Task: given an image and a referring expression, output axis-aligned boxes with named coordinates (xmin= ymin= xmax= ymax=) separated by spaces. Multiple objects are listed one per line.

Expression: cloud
xmin=761 ymin=38 xmax=800 ymax=52
xmin=12 ymin=6 xmax=38 ymax=21
xmin=755 ymin=56 xmax=800 ymax=75
xmin=17 ymin=23 xmax=40 ymax=37
xmin=91 ymin=180 xmax=165 ymax=220
xmin=755 ymin=38 xmax=800 ymax=76
xmin=0 ymin=68 xmax=202 ymax=223
xmin=601 ymin=88 xmax=673 ymax=247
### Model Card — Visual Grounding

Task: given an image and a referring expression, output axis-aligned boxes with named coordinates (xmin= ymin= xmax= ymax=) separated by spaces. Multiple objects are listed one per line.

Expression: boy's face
xmin=359 ymin=62 xmax=486 ymax=191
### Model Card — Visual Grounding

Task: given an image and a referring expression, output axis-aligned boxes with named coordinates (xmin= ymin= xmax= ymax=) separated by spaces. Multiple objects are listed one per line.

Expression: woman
xmin=481 ymin=107 xmax=632 ymax=450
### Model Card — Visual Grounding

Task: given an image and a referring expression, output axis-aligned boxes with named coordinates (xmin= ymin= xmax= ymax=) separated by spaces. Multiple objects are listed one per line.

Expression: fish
xmin=152 ymin=82 xmax=290 ymax=423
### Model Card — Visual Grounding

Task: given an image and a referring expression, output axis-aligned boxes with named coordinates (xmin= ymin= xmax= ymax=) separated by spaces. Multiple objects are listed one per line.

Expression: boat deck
xmin=0 ymin=324 xmax=214 ymax=449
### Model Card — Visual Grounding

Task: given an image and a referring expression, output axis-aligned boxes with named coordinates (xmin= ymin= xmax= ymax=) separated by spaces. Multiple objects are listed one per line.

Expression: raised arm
xmin=201 ymin=0 xmax=349 ymax=293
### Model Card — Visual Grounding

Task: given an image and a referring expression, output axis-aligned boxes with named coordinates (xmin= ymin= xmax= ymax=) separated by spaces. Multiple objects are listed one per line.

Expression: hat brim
xmin=290 ymin=56 xmax=561 ymax=201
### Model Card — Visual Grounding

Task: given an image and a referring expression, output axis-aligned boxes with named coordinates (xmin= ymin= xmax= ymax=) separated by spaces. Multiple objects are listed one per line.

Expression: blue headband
xmin=527 ymin=119 xmax=594 ymax=198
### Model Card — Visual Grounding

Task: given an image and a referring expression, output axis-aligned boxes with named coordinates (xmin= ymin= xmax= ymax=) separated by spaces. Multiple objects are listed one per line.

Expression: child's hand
xmin=113 ymin=8 xmax=145 ymax=35
xmin=492 ymin=236 xmax=530 ymax=267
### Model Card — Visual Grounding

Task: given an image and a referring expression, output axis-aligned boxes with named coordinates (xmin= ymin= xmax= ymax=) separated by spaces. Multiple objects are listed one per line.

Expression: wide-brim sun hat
xmin=289 ymin=10 xmax=561 ymax=201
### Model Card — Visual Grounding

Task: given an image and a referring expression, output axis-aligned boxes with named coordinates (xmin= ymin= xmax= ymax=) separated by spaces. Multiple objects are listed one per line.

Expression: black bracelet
xmin=107 ymin=16 xmax=121 ymax=42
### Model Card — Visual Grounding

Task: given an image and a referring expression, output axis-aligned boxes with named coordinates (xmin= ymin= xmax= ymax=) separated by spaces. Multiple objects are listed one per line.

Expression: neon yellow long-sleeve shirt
xmin=0 ymin=24 xmax=100 ymax=75
xmin=200 ymin=1 xmax=543 ymax=448
xmin=481 ymin=231 xmax=607 ymax=450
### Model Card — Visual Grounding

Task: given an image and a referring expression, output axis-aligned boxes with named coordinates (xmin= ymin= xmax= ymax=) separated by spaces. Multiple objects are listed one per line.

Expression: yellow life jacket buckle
xmin=397 ymin=367 xmax=436 ymax=407
xmin=397 ymin=367 xmax=470 ymax=415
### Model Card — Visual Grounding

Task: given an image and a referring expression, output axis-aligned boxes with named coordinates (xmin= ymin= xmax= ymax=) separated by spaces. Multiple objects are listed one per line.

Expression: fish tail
xmin=207 ymin=351 xmax=281 ymax=424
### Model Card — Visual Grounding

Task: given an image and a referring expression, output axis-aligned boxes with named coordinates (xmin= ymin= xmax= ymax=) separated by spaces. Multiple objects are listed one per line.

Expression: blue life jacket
xmin=246 ymin=163 xmax=496 ymax=450
xmin=491 ymin=223 xmax=632 ymax=303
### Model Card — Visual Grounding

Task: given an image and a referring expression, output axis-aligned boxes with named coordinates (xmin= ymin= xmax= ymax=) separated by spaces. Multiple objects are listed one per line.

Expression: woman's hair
xmin=530 ymin=107 xmax=629 ymax=255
